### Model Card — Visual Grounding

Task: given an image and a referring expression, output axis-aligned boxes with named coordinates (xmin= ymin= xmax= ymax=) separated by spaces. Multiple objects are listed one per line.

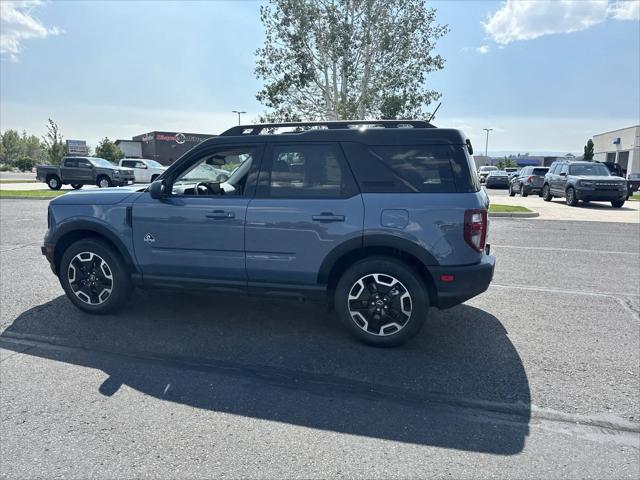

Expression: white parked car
xmin=118 ymin=158 xmax=167 ymax=183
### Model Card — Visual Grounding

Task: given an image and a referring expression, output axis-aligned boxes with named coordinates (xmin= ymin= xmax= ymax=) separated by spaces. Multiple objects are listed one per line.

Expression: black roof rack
xmin=220 ymin=120 xmax=435 ymax=136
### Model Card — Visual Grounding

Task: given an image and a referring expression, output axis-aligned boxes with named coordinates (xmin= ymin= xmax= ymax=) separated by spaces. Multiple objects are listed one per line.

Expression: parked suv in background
xmin=41 ymin=120 xmax=495 ymax=347
xmin=477 ymin=165 xmax=498 ymax=183
xmin=119 ymin=158 xmax=167 ymax=183
xmin=542 ymin=160 xmax=627 ymax=208
xmin=509 ymin=166 xmax=548 ymax=197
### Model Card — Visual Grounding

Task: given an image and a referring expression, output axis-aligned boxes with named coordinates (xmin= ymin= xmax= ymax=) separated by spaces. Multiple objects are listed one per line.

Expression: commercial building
xmin=593 ymin=125 xmax=640 ymax=176
xmin=115 ymin=131 xmax=216 ymax=165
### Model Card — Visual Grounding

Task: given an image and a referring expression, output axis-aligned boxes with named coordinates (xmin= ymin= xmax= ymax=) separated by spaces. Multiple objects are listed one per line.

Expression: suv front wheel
xmin=566 ymin=187 xmax=579 ymax=206
xmin=334 ymin=257 xmax=428 ymax=347
xmin=59 ymin=238 xmax=132 ymax=314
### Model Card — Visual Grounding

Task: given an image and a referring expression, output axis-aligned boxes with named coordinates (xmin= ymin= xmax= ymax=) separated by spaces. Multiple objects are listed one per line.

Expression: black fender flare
xmin=49 ymin=219 xmax=138 ymax=273
xmin=317 ymin=234 xmax=440 ymax=284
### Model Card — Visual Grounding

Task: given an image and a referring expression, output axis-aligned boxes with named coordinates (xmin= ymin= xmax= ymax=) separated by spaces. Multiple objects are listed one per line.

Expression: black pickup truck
xmin=36 ymin=157 xmax=135 ymax=190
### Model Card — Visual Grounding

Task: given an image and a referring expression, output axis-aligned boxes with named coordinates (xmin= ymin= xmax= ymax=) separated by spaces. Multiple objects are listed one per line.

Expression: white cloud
xmin=608 ymin=0 xmax=640 ymax=20
xmin=0 ymin=1 xmax=63 ymax=61
xmin=483 ymin=0 xmax=637 ymax=45
xmin=476 ymin=45 xmax=490 ymax=54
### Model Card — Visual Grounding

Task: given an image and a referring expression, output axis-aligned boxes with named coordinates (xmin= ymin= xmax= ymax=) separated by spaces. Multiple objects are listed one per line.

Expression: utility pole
xmin=483 ymin=128 xmax=493 ymax=159
xmin=232 ymin=110 xmax=246 ymax=125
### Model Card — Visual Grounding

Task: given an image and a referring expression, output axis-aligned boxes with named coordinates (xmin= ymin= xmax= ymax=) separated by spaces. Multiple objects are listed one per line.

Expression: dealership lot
xmin=485 ymin=187 xmax=640 ymax=223
xmin=1 ymin=199 xmax=638 ymax=478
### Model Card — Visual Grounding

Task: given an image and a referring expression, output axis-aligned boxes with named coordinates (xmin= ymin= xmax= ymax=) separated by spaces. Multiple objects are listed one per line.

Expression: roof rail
xmin=220 ymin=120 xmax=435 ymax=136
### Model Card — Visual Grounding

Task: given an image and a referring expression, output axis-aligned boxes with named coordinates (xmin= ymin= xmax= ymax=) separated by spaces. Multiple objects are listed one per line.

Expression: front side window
xmin=268 ymin=144 xmax=353 ymax=198
xmin=560 ymin=164 xmax=569 ymax=175
xmin=172 ymin=147 xmax=257 ymax=196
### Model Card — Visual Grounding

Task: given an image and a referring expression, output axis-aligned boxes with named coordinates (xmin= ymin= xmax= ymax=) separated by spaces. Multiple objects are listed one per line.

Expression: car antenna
xmin=428 ymin=102 xmax=442 ymax=123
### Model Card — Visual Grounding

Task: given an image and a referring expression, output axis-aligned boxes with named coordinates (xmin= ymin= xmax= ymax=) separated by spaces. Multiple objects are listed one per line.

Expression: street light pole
xmin=483 ymin=128 xmax=493 ymax=159
xmin=232 ymin=110 xmax=246 ymax=125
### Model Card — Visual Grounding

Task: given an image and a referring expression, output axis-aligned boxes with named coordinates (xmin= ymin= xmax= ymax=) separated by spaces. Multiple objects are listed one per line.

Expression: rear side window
xmin=342 ymin=143 xmax=475 ymax=193
xmin=266 ymin=143 xmax=357 ymax=198
xmin=63 ymin=158 xmax=78 ymax=167
xmin=121 ymin=160 xmax=136 ymax=168
xmin=532 ymin=168 xmax=548 ymax=175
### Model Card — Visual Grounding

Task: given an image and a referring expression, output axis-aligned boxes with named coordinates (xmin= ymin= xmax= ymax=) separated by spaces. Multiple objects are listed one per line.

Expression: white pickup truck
xmin=118 ymin=158 xmax=167 ymax=183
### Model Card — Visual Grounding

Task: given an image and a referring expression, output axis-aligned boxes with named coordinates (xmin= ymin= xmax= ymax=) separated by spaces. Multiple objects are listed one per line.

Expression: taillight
xmin=464 ymin=209 xmax=487 ymax=253
xmin=527 ymin=175 xmax=535 ymax=183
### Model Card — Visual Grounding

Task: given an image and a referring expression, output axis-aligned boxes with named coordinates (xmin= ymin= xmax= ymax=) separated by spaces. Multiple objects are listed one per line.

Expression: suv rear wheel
xmin=59 ymin=238 xmax=132 ymax=314
xmin=566 ymin=187 xmax=578 ymax=206
xmin=508 ymin=184 xmax=515 ymax=196
xmin=520 ymin=184 xmax=528 ymax=197
xmin=542 ymin=185 xmax=552 ymax=201
xmin=334 ymin=257 xmax=428 ymax=347
xmin=611 ymin=199 xmax=625 ymax=208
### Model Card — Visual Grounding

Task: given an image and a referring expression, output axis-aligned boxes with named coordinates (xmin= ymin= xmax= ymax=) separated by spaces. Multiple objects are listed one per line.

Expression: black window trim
xmin=256 ymin=141 xmax=360 ymax=200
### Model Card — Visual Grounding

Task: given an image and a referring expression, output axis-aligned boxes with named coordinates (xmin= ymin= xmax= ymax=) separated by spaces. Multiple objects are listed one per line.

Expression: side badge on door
xmin=143 ymin=233 xmax=155 ymax=244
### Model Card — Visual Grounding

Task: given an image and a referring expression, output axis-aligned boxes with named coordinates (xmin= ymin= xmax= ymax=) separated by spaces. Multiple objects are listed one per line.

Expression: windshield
xmin=145 ymin=160 xmax=163 ymax=168
xmin=569 ymin=164 xmax=611 ymax=176
xmin=90 ymin=158 xmax=114 ymax=168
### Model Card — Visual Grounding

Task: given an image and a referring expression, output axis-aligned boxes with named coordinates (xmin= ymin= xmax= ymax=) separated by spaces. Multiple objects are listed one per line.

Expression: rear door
xmin=60 ymin=158 xmax=78 ymax=182
xmin=245 ymin=142 xmax=363 ymax=287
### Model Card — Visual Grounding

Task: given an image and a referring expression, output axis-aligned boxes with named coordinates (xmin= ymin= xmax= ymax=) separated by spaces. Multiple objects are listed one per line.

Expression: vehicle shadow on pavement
xmin=1 ymin=291 xmax=530 ymax=454
xmin=550 ymin=199 xmax=636 ymax=211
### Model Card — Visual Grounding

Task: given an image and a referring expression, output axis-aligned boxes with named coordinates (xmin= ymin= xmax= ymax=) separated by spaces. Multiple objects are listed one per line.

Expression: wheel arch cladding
xmin=319 ymin=236 xmax=439 ymax=305
xmin=52 ymin=222 xmax=136 ymax=275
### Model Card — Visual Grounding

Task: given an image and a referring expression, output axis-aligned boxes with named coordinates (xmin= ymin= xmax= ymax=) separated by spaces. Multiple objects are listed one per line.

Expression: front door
xmin=245 ymin=142 xmax=363 ymax=286
xmin=132 ymin=144 xmax=263 ymax=285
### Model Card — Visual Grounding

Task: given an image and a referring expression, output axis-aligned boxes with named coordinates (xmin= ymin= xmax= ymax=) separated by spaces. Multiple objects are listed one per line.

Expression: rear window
xmin=342 ymin=143 xmax=475 ymax=193
xmin=532 ymin=168 xmax=549 ymax=175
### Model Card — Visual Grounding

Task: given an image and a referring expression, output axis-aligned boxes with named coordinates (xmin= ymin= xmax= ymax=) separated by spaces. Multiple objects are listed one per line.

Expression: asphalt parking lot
xmin=1 ymin=198 xmax=639 ymax=478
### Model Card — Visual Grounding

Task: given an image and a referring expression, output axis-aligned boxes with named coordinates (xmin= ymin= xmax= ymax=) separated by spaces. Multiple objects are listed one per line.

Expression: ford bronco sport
xmin=42 ymin=120 xmax=495 ymax=347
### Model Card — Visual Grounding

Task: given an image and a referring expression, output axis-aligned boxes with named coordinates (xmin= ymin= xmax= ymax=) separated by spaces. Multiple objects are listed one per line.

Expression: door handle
xmin=206 ymin=210 xmax=235 ymax=219
xmin=312 ymin=212 xmax=345 ymax=222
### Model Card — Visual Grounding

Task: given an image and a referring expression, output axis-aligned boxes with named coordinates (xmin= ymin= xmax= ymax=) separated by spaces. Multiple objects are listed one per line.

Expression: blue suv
xmin=42 ymin=120 xmax=495 ymax=347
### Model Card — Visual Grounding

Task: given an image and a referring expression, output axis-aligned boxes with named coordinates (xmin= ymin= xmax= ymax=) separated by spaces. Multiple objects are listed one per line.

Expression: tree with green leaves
xmin=95 ymin=137 xmax=124 ymax=163
xmin=42 ymin=119 xmax=65 ymax=165
xmin=1 ymin=130 xmax=24 ymax=165
xmin=583 ymin=139 xmax=594 ymax=161
xmin=255 ymin=0 xmax=448 ymax=121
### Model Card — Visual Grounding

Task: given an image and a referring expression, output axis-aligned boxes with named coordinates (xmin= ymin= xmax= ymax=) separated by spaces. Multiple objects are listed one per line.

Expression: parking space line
xmin=492 ymin=245 xmax=640 ymax=256
xmin=491 ymin=283 xmax=639 ymax=320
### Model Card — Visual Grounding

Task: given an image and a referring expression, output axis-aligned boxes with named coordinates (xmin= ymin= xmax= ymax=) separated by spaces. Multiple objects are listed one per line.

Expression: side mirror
xmin=560 ymin=172 xmax=567 ymax=177
xmin=149 ymin=179 xmax=168 ymax=199
xmin=217 ymin=174 xmax=229 ymax=183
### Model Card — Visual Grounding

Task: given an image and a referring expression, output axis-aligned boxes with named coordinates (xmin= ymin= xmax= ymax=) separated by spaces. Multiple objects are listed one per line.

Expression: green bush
xmin=15 ymin=156 xmax=35 ymax=172
xmin=0 ymin=164 xmax=13 ymax=172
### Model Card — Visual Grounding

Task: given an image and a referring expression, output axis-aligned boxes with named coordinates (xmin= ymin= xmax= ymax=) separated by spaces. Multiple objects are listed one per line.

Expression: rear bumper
xmin=430 ymin=255 xmax=495 ymax=309
xmin=523 ymin=184 xmax=543 ymax=193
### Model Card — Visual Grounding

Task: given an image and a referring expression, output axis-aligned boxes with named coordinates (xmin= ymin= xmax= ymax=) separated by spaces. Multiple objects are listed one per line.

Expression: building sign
xmin=141 ymin=133 xmax=154 ymax=143
xmin=66 ymin=139 xmax=88 ymax=155
xmin=155 ymin=132 xmax=207 ymax=144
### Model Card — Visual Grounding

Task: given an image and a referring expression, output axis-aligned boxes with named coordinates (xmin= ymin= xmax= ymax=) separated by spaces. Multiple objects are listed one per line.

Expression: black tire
xmin=59 ymin=238 xmax=132 ymax=314
xmin=566 ymin=187 xmax=578 ymax=206
xmin=520 ymin=184 xmax=528 ymax=197
xmin=508 ymin=184 xmax=516 ymax=197
xmin=71 ymin=184 xmax=83 ymax=190
xmin=611 ymin=199 xmax=625 ymax=208
xmin=47 ymin=175 xmax=62 ymax=190
xmin=334 ymin=257 xmax=428 ymax=347
xmin=97 ymin=176 xmax=112 ymax=188
xmin=542 ymin=185 xmax=552 ymax=201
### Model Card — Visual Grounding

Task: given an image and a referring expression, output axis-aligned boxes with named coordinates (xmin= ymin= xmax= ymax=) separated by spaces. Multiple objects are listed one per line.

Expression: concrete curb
xmin=489 ymin=211 xmax=539 ymax=218
xmin=0 ymin=196 xmax=58 ymax=200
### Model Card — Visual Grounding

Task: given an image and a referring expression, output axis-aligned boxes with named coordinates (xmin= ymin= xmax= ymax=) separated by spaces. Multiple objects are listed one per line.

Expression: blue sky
xmin=1 ymin=0 xmax=639 ymax=154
